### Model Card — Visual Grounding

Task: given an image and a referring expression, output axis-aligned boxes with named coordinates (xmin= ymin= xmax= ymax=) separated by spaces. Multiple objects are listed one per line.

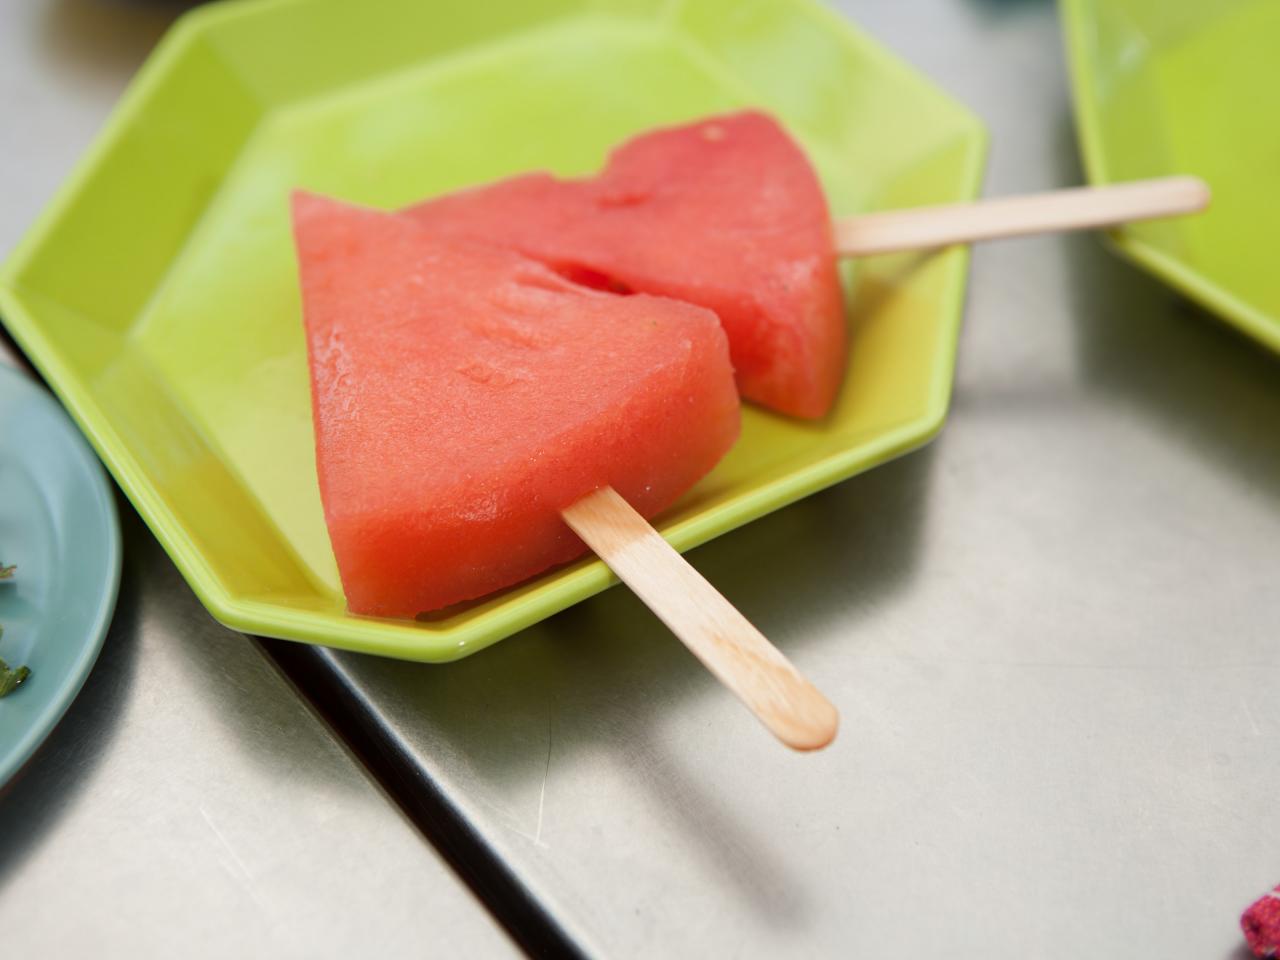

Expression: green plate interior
xmin=1062 ymin=0 xmax=1280 ymax=353
xmin=0 ymin=0 xmax=984 ymax=662
xmin=0 ymin=365 xmax=121 ymax=786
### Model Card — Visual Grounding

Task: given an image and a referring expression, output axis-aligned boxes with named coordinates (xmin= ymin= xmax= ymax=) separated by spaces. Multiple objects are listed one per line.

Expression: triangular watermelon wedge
xmin=404 ymin=111 xmax=846 ymax=419
xmin=292 ymin=192 xmax=739 ymax=616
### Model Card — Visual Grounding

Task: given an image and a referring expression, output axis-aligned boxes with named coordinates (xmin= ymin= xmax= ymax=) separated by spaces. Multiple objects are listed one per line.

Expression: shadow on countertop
xmin=40 ymin=0 xmax=202 ymax=80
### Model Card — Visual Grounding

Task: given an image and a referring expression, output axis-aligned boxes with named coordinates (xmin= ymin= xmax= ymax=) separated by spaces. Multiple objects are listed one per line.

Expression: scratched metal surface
xmin=288 ymin=0 xmax=1280 ymax=957
xmin=0 ymin=4 xmax=517 ymax=956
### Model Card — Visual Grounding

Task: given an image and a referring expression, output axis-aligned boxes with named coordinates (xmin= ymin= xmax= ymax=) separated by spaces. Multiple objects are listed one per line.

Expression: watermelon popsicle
xmin=293 ymin=192 xmax=838 ymax=750
xmin=405 ymin=111 xmax=846 ymax=420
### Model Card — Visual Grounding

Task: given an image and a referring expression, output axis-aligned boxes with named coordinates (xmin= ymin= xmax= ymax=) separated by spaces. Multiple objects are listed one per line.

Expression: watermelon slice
xmin=404 ymin=111 xmax=846 ymax=420
xmin=292 ymin=192 xmax=739 ymax=616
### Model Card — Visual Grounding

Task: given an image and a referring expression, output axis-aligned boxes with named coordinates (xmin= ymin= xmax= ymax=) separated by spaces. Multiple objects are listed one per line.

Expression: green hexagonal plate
xmin=1062 ymin=0 xmax=1280 ymax=354
xmin=0 ymin=0 xmax=984 ymax=662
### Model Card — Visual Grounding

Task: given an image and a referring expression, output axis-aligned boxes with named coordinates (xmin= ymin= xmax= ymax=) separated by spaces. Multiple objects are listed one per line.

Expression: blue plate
xmin=0 ymin=364 xmax=121 ymax=787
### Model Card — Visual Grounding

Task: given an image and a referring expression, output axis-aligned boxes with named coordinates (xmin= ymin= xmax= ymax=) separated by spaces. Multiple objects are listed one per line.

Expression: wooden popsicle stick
xmin=835 ymin=175 xmax=1210 ymax=257
xmin=562 ymin=486 xmax=838 ymax=752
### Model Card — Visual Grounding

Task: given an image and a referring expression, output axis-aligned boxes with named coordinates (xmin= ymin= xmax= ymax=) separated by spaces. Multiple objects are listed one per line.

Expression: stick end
xmin=1174 ymin=175 xmax=1212 ymax=213
xmin=776 ymin=696 xmax=839 ymax=752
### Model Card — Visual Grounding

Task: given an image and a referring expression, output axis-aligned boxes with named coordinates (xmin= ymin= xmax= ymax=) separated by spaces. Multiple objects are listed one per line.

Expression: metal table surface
xmin=0 ymin=3 xmax=518 ymax=957
xmin=279 ymin=1 xmax=1280 ymax=958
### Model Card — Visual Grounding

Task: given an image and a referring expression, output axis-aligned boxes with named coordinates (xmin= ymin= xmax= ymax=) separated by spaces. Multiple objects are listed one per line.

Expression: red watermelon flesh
xmin=404 ymin=111 xmax=846 ymax=419
xmin=292 ymin=192 xmax=739 ymax=617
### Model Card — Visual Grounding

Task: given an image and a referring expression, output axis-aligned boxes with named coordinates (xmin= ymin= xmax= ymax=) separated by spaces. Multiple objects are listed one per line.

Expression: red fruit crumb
xmin=1242 ymin=885 xmax=1280 ymax=958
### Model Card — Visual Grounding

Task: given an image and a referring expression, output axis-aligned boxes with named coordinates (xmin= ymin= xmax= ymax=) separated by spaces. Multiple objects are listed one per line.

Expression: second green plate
xmin=0 ymin=0 xmax=984 ymax=661
xmin=1063 ymin=0 xmax=1280 ymax=353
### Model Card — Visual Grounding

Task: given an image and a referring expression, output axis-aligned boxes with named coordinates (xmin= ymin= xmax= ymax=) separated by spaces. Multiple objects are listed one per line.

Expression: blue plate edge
xmin=0 ymin=364 xmax=123 ymax=788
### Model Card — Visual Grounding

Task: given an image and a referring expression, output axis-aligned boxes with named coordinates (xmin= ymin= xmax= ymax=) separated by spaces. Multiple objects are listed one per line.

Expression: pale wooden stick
xmin=562 ymin=487 xmax=838 ymax=751
xmin=835 ymin=175 xmax=1210 ymax=257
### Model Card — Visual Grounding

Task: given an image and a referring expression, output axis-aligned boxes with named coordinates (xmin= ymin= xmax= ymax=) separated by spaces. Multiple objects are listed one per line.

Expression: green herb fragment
xmin=0 ymin=657 xmax=29 ymax=698
xmin=0 ymin=565 xmax=27 ymax=696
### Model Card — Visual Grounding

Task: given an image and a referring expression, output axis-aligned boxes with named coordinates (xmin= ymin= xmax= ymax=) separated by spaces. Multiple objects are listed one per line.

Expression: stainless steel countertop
xmin=0 ymin=4 xmax=517 ymax=957
xmin=293 ymin=1 xmax=1280 ymax=957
